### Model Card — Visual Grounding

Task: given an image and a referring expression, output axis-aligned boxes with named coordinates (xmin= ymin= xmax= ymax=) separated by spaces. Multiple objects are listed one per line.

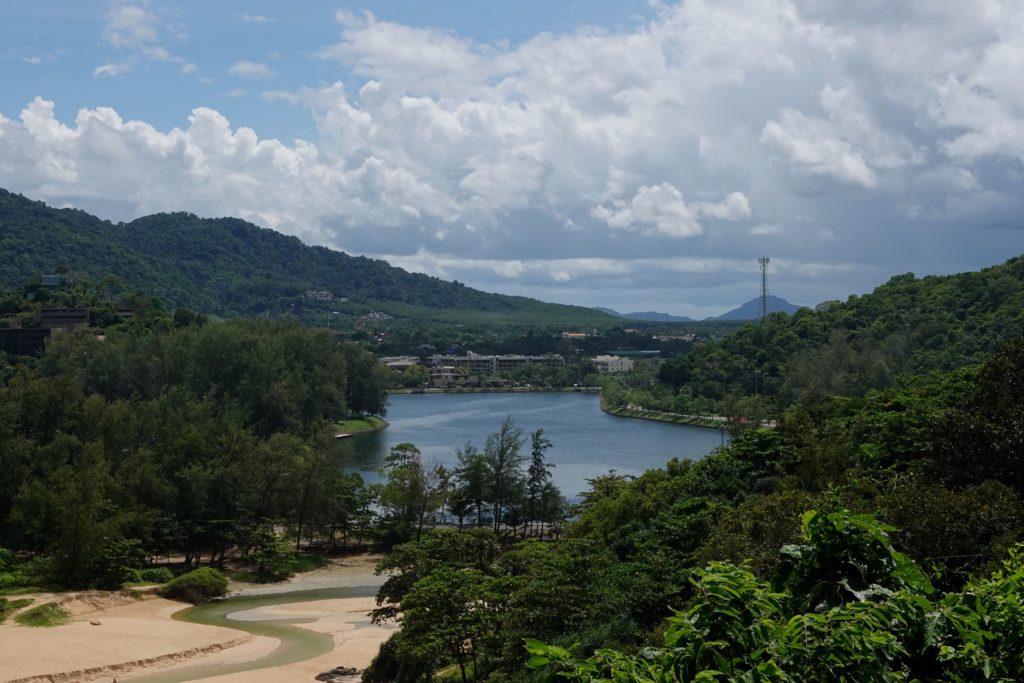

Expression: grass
xmin=335 ymin=415 xmax=389 ymax=434
xmin=14 ymin=602 xmax=71 ymax=627
xmin=286 ymin=553 xmax=330 ymax=574
xmin=0 ymin=585 xmax=44 ymax=596
xmin=0 ymin=597 xmax=34 ymax=624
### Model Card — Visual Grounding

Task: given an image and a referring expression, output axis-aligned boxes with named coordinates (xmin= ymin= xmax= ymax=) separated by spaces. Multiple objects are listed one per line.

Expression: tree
xmin=398 ymin=566 xmax=495 ymax=682
xmin=484 ymin=417 xmax=526 ymax=533
xmin=378 ymin=443 xmax=428 ymax=544
xmin=525 ymin=429 xmax=554 ymax=537
xmin=454 ymin=443 xmax=491 ymax=528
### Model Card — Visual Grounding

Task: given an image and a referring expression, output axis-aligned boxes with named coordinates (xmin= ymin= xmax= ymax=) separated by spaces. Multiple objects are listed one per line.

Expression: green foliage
xmin=159 ymin=567 xmax=228 ymax=603
xmin=0 ymin=316 xmax=387 ymax=587
xmin=132 ymin=567 xmax=174 ymax=584
xmin=526 ymin=512 xmax=1024 ymax=683
xmin=14 ymin=601 xmax=71 ymax=627
xmin=95 ymin=538 xmax=147 ymax=589
xmin=772 ymin=510 xmax=933 ymax=612
xmin=0 ymin=597 xmax=33 ymax=623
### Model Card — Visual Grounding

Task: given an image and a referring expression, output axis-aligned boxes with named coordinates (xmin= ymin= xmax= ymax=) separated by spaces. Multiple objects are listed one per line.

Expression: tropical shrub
xmin=160 ymin=567 xmax=228 ymax=603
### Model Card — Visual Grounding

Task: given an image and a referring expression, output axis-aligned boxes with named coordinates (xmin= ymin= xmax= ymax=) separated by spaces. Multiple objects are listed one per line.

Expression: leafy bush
xmin=0 ymin=554 xmax=50 ymax=594
xmin=14 ymin=602 xmax=71 ymax=627
xmin=132 ymin=567 xmax=175 ymax=584
xmin=159 ymin=567 xmax=228 ymax=603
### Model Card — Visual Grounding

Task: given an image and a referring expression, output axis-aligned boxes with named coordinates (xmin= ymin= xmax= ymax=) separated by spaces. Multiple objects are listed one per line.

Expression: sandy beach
xmin=0 ymin=554 xmax=394 ymax=683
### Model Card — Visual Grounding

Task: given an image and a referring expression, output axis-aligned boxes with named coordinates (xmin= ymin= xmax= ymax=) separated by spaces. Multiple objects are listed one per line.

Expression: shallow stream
xmin=126 ymin=585 xmax=378 ymax=682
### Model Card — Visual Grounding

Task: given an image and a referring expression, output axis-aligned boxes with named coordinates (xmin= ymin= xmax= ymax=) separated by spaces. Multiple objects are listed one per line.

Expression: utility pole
xmin=758 ymin=256 xmax=770 ymax=320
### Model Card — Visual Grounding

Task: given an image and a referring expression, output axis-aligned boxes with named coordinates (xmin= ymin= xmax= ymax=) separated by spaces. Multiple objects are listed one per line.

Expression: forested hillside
xmin=0 ymin=188 xmax=613 ymax=327
xmin=616 ymin=256 xmax=1024 ymax=416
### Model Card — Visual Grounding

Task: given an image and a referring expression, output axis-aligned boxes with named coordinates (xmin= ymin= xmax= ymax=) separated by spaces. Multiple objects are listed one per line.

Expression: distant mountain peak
xmin=709 ymin=295 xmax=800 ymax=320
xmin=591 ymin=307 xmax=695 ymax=322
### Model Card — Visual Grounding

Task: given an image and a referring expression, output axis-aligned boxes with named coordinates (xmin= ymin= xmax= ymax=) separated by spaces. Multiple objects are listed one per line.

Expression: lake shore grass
xmin=334 ymin=415 xmax=389 ymax=435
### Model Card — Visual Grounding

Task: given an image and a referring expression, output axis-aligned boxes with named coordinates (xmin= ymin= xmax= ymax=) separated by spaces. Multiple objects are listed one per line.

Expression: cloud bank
xmin=3 ymin=0 xmax=1024 ymax=314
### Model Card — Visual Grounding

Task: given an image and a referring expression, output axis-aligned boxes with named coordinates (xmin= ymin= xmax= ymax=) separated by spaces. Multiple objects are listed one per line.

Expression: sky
xmin=1 ymin=1 xmax=1023 ymax=317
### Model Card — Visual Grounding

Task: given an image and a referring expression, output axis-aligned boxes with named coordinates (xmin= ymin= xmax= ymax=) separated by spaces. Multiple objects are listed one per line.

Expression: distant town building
xmin=593 ymin=355 xmax=634 ymax=374
xmin=38 ymin=308 xmax=90 ymax=330
xmin=561 ymin=332 xmax=589 ymax=339
xmin=430 ymin=365 xmax=456 ymax=388
xmin=304 ymin=290 xmax=334 ymax=301
xmin=428 ymin=351 xmax=564 ymax=378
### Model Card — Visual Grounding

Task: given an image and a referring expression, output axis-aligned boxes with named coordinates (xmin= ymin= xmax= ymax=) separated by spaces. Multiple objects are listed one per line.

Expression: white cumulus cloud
xmin=93 ymin=63 xmax=130 ymax=79
xmin=103 ymin=4 xmax=158 ymax=49
xmin=228 ymin=60 xmax=271 ymax=80
xmin=5 ymin=1 xmax=1024 ymax=311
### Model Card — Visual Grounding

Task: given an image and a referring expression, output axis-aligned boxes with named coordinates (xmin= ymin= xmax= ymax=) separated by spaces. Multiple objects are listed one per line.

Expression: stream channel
xmin=126 ymin=585 xmax=379 ymax=682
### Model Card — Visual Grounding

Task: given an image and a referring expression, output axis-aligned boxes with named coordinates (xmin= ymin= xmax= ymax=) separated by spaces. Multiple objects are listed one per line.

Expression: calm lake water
xmin=340 ymin=392 xmax=727 ymax=498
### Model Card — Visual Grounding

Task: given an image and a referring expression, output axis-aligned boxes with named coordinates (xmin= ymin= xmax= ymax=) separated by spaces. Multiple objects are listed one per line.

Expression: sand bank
xmin=0 ymin=594 xmax=251 ymax=683
xmin=0 ymin=554 xmax=392 ymax=683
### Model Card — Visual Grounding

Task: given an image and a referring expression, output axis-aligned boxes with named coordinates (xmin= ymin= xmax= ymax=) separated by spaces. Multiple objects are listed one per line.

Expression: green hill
xmin=0 ymin=188 xmax=614 ymax=328
xmin=647 ymin=256 xmax=1024 ymax=411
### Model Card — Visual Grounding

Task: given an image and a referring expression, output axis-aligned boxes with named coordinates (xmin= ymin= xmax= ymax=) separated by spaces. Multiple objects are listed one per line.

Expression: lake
xmin=339 ymin=392 xmax=727 ymax=498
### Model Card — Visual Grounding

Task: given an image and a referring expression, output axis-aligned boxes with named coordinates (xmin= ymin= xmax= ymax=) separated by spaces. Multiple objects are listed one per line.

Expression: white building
xmin=593 ymin=355 xmax=634 ymax=374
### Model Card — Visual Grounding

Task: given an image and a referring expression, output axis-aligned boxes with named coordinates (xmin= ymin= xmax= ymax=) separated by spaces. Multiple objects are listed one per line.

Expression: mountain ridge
xmin=0 ymin=188 xmax=614 ymax=327
xmin=595 ymin=295 xmax=801 ymax=323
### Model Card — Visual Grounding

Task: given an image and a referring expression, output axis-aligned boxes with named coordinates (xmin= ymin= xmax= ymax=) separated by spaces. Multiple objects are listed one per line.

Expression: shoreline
xmin=334 ymin=415 xmax=389 ymax=439
xmin=601 ymin=403 xmax=729 ymax=430
xmin=389 ymin=386 xmax=601 ymax=395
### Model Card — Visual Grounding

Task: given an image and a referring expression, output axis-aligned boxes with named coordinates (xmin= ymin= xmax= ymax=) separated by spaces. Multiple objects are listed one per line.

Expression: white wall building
xmin=593 ymin=354 xmax=634 ymax=374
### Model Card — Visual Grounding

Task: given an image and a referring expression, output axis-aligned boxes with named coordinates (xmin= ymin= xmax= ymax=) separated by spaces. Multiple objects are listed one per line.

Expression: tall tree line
xmin=376 ymin=418 xmax=566 ymax=545
xmin=0 ymin=317 xmax=389 ymax=587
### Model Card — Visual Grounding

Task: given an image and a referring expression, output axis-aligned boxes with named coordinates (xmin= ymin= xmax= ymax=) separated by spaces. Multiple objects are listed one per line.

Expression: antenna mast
xmin=758 ymin=256 xmax=770 ymax=320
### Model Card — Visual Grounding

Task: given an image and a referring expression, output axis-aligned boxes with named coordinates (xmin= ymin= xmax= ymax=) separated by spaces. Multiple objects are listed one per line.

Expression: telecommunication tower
xmin=758 ymin=257 xmax=770 ymax=320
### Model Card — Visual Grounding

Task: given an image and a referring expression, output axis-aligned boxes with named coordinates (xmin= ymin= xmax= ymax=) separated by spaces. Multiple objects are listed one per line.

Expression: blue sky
xmin=2 ymin=1 xmax=1023 ymax=316
xmin=2 ymin=2 xmax=654 ymax=141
